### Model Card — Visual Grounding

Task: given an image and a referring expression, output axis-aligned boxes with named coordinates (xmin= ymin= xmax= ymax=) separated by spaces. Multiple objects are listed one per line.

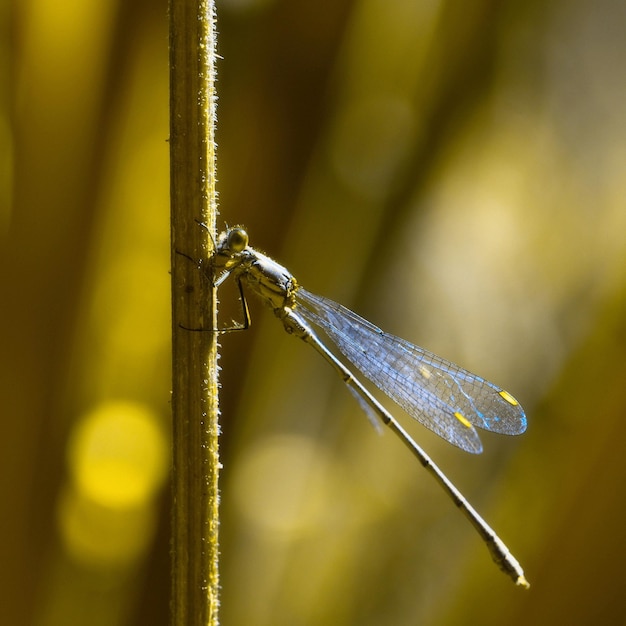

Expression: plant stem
xmin=169 ymin=1 xmax=219 ymax=624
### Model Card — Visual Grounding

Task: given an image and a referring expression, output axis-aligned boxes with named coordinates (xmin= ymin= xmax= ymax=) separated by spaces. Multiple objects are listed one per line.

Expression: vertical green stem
xmin=169 ymin=1 xmax=219 ymax=624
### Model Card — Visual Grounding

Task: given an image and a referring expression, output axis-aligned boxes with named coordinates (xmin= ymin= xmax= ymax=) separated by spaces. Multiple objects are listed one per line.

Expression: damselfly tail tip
xmin=516 ymin=574 xmax=530 ymax=589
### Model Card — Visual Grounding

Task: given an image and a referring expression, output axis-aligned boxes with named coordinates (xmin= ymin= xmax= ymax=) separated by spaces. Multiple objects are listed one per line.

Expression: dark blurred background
xmin=2 ymin=0 xmax=626 ymax=624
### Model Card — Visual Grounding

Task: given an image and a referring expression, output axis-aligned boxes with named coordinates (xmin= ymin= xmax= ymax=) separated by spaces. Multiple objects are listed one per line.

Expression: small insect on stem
xmin=210 ymin=226 xmax=529 ymax=588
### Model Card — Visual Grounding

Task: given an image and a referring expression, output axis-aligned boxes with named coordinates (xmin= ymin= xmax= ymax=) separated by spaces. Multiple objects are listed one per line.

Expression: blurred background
xmin=2 ymin=0 xmax=626 ymax=624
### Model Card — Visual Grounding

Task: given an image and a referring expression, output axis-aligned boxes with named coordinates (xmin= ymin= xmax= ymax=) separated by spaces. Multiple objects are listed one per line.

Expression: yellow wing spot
xmin=454 ymin=411 xmax=472 ymax=429
xmin=498 ymin=390 xmax=519 ymax=406
xmin=418 ymin=365 xmax=432 ymax=380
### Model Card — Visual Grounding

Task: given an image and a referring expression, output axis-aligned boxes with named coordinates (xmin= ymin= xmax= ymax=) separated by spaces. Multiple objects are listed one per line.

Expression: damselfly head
xmin=218 ymin=227 xmax=249 ymax=254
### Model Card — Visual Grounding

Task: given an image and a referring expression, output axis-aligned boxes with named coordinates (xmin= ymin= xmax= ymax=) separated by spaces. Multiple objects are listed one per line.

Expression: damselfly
xmin=210 ymin=226 xmax=529 ymax=587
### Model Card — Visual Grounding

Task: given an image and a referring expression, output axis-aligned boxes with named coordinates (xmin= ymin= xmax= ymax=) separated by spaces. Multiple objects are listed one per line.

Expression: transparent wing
xmin=296 ymin=288 xmax=527 ymax=454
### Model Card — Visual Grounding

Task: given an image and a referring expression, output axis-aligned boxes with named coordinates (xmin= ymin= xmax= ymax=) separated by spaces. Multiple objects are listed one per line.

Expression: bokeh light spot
xmin=68 ymin=400 xmax=168 ymax=509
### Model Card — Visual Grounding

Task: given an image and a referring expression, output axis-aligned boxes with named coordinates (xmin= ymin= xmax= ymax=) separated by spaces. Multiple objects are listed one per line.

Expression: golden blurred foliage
xmin=2 ymin=0 xmax=626 ymax=625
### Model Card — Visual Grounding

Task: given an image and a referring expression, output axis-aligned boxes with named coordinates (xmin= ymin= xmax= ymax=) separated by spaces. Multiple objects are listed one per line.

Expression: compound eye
xmin=227 ymin=227 xmax=249 ymax=252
